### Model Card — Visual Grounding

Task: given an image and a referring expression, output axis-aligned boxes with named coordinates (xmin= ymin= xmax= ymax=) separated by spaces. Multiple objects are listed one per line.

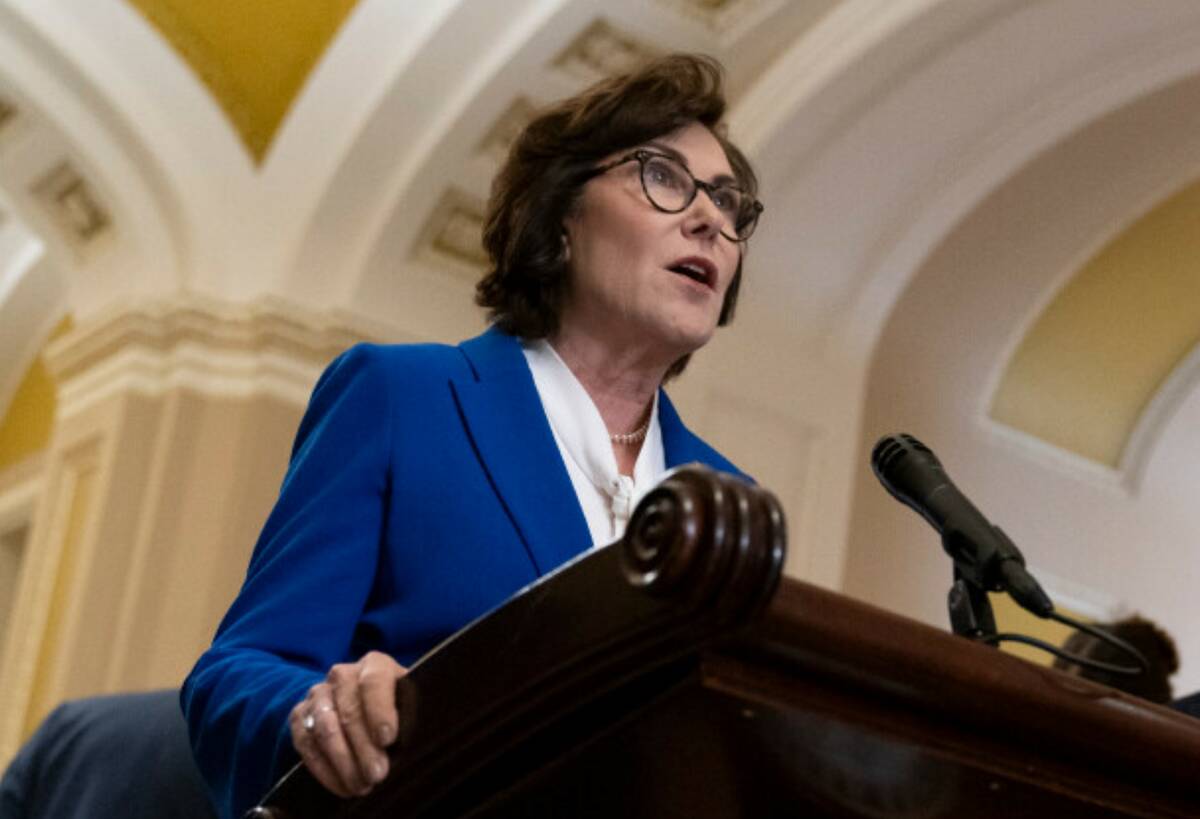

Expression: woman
xmin=182 ymin=54 xmax=762 ymax=819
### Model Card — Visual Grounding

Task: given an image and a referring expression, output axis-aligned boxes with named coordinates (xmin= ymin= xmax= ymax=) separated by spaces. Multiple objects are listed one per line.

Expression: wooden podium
xmin=252 ymin=466 xmax=1200 ymax=818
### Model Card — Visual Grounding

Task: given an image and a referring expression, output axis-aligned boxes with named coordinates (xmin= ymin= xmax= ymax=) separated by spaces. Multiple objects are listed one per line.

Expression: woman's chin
xmin=651 ymin=321 xmax=718 ymax=359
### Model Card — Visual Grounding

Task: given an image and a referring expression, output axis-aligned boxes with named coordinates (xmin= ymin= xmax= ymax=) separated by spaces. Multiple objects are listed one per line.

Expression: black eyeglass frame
xmin=580 ymin=149 xmax=764 ymax=242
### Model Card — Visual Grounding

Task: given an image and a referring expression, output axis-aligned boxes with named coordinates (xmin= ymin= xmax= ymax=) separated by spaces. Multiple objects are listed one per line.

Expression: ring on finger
xmin=304 ymin=702 xmax=334 ymax=733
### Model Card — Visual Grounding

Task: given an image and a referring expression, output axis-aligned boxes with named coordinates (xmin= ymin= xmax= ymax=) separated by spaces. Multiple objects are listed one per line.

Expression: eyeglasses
xmin=581 ymin=149 xmax=764 ymax=242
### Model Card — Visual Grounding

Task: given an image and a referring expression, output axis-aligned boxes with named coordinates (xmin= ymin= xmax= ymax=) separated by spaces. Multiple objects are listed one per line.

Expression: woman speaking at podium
xmin=182 ymin=54 xmax=763 ymax=819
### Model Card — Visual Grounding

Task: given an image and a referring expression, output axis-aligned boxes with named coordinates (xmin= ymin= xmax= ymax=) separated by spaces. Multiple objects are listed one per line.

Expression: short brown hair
xmin=1054 ymin=615 xmax=1179 ymax=703
xmin=476 ymin=54 xmax=757 ymax=374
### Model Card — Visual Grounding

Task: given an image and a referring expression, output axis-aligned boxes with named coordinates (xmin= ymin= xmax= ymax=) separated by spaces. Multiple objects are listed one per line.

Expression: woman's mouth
xmin=665 ymin=257 xmax=716 ymax=289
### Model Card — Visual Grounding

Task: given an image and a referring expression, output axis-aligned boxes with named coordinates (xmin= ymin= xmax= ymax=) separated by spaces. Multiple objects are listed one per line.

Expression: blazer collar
xmin=659 ymin=389 xmax=706 ymax=468
xmin=452 ymin=327 xmax=592 ymax=575
xmin=659 ymin=383 xmax=745 ymax=479
xmin=452 ymin=327 xmax=736 ymax=574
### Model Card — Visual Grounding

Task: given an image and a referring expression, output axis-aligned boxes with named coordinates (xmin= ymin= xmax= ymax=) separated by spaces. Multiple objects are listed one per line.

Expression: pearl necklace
xmin=610 ymin=418 xmax=650 ymax=445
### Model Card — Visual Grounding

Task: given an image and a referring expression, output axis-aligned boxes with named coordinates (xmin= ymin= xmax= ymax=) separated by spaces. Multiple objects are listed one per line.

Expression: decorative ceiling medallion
xmin=31 ymin=163 xmax=111 ymax=251
xmin=418 ymin=190 xmax=489 ymax=277
xmin=479 ymin=97 xmax=536 ymax=165
xmin=554 ymin=20 xmax=659 ymax=82
xmin=125 ymin=0 xmax=361 ymax=164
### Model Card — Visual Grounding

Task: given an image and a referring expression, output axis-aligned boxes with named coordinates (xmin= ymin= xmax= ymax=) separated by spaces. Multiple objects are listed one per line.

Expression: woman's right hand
xmin=288 ymin=651 xmax=408 ymax=797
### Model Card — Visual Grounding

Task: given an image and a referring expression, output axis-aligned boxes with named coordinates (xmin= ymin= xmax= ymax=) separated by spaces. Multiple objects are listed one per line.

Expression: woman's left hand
xmin=288 ymin=651 xmax=408 ymax=797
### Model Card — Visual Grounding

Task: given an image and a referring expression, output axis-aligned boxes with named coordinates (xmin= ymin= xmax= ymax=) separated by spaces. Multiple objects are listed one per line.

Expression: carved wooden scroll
xmin=249 ymin=464 xmax=785 ymax=819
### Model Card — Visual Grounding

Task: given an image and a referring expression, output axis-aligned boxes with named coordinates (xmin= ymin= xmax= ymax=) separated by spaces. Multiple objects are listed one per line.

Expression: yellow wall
xmin=991 ymin=178 xmax=1200 ymax=466
xmin=126 ymin=0 xmax=361 ymax=162
xmin=0 ymin=318 xmax=73 ymax=473
xmin=991 ymin=592 xmax=1082 ymax=666
xmin=0 ymin=361 xmax=57 ymax=473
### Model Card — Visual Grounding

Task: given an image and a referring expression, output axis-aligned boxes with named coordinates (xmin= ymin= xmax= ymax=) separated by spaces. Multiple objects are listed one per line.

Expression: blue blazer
xmin=181 ymin=327 xmax=742 ymax=819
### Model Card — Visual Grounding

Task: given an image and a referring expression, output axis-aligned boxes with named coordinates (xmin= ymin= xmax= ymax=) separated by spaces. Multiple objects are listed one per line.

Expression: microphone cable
xmin=978 ymin=608 xmax=1147 ymax=676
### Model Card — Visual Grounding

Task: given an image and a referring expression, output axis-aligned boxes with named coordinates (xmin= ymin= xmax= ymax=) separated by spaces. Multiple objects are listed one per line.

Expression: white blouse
xmin=522 ymin=339 xmax=667 ymax=548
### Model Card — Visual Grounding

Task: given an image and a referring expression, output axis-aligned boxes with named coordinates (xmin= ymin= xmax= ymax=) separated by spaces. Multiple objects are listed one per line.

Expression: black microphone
xmin=871 ymin=433 xmax=1052 ymax=617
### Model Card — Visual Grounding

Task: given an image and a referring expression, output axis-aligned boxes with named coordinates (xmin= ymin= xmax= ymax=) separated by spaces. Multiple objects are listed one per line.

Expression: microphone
xmin=871 ymin=433 xmax=1052 ymax=617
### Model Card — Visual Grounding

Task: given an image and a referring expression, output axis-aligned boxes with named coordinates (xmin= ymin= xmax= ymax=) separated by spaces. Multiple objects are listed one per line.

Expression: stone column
xmin=0 ymin=296 xmax=380 ymax=764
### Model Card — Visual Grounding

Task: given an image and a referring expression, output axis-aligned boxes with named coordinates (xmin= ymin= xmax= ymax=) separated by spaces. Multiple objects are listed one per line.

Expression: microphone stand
xmin=940 ymin=528 xmax=1147 ymax=678
xmin=871 ymin=432 xmax=1146 ymax=675
xmin=948 ymin=567 xmax=997 ymax=640
xmin=942 ymin=523 xmax=1039 ymax=641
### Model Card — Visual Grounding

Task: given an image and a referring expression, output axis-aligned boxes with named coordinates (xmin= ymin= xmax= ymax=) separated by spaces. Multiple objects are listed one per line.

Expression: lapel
xmin=659 ymin=389 xmax=728 ymax=471
xmin=451 ymin=327 xmax=592 ymax=576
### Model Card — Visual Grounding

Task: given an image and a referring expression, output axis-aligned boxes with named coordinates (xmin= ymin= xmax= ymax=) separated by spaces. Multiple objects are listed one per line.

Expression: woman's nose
xmin=683 ymin=190 xmax=724 ymax=238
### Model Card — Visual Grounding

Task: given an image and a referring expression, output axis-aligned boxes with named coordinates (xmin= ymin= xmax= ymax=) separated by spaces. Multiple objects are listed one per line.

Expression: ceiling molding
xmin=725 ymin=0 xmax=1200 ymax=363
xmin=1118 ymin=339 xmax=1200 ymax=494
xmin=30 ymin=162 xmax=112 ymax=258
xmin=477 ymin=97 xmax=537 ymax=165
xmin=553 ymin=19 xmax=661 ymax=82
xmin=0 ymin=4 xmax=188 ymax=312
xmin=655 ymin=0 xmax=778 ymax=38
xmin=43 ymin=295 xmax=392 ymax=419
xmin=416 ymin=188 xmax=489 ymax=277
xmin=0 ymin=99 xmax=16 ymax=134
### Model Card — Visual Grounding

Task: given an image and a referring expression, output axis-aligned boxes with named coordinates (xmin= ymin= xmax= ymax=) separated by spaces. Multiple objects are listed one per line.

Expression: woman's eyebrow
xmin=643 ymin=141 xmax=687 ymax=164
xmin=643 ymin=141 xmax=738 ymax=187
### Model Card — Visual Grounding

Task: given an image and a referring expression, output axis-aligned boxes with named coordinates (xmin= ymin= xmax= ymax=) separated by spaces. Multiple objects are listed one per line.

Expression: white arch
xmin=281 ymin=0 xmax=575 ymax=312
xmin=707 ymin=0 xmax=1200 ymax=591
xmin=0 ymin=216 xmax=66 ymax=421
xmin=0 ymin=2 xmax=187 ymax=315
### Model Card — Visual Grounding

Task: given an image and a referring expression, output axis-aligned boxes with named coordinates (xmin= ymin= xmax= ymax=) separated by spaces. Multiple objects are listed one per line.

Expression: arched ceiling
xmin=991 ymin=178 xmax=1200 ymax=468
xmin=125 ymin=0 xmax=360 ymax=163
xmin=0 ymin=0 xmax=839 ymax=315
xmin=2 ymin=0 xmax=1200 ymax=599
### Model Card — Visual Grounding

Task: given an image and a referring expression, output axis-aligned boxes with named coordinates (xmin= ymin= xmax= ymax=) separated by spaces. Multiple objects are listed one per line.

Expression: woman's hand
xmin=289 ymin=651 xmax=408 ymax=797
